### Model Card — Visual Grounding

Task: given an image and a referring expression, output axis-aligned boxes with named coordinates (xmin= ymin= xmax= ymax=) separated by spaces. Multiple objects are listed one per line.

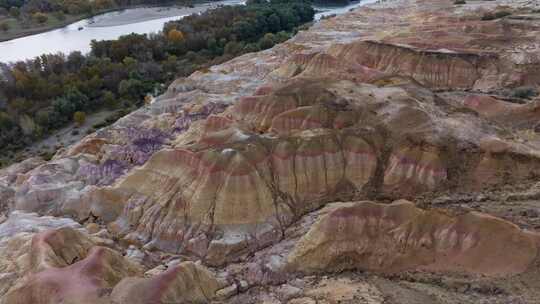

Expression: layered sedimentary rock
xmin=287 ymin=200 xmax=539 ymax=276
xmin=2 ymin=227 xmax=139 ymax=304
xmin=0 ymin=212 xmax=83 ymax=298
xmin=1 ymin=225 xmax=221 ymax=304
xmin=111 ymin=261 xmax=223 ymax=304
xmin=2 ymin=0 xmax=540 ymax=302
xmin=79 ymin=76 xmax=540 ymax=264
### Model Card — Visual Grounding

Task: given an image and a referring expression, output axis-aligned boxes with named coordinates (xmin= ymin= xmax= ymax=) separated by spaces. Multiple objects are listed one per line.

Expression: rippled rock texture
xmin=3 ymin=0 xmax=540 ymax=302
xmin=287 ymin=200 xmax=538 ymax=276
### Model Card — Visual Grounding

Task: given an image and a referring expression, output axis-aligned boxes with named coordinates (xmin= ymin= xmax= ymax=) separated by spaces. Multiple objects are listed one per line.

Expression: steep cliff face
xmin=2 ymin=0 xmax=540 ymax=302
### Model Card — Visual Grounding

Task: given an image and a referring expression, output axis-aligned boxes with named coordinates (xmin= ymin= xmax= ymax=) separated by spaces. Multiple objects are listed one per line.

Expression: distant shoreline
xmin=86 ymin=3 xmax=235 ymax=28
xmin=0 ymin=1 xmax=221 ymax=43
xmin=0 ymin=8 xmax=120 ymax=42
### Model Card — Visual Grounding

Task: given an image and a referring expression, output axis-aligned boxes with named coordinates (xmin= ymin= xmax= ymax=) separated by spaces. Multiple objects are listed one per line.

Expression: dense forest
xmin=0 ymin=0 xmax=315 ymax=166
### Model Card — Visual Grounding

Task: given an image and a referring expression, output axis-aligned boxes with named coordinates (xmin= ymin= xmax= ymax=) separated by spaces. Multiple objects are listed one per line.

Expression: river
xmin=0 ymin=0 xmax=371 ymax=63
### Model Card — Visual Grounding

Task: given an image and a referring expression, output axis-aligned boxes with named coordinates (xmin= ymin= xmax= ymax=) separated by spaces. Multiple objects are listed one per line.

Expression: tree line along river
xmin=0 ymin=0 xmax=371 ymax=63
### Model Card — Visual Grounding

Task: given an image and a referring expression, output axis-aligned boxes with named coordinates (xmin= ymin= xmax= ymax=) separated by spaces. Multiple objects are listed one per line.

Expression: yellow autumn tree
xmin=167 ymin=29 xmax=185 ymax=43
xmin=144 ymin=95 xmax=153 ymax=105
xmin=73 ymin=111 xmax=86 ymax=126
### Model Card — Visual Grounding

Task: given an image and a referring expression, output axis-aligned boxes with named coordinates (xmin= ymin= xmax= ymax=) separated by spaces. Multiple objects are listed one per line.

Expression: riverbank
xmin=0 ymin=0 xmax=357 ymax=43
xmin=87 ymin=3 xmax=236 ymax=28
xmin=0 ymin=8 xmax=125 ymax=42
xmin=0 ymin=13 xmax=88 ymax=42
xmin=0 ymin=0 xmax=217 ymax=42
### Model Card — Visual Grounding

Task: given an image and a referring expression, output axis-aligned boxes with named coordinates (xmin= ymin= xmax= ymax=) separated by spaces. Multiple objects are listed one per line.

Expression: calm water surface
xmin=0 ymin=0 xmax=371 ymax=63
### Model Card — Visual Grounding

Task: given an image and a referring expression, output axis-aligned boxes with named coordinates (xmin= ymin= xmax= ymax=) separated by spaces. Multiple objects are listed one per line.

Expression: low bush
xmin=0 ymin=22 xmax=9 ymax=32
xmin=510 ymin=86 xmax=538 ymax=99
xmin=481 ymin=10 xmax=511 ymax=20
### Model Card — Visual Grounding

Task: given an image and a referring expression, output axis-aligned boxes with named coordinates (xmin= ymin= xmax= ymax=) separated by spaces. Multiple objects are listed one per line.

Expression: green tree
xmin=118 ymin=78 xmax=144 ymax=99
xmin=9 ymin=7 xmax=19 ymax=18
xmin=267 ymin=13 xmax=281 ymax=32
xmin=206 ymin=37 xmax=221 ymax=55
xmin=233 ymin=20 xmax=255 ymax=40
xmin=52 ymin=88 xmax=88 ymax=118
xmin=66 ymin=51 xmax=85 ymax=70
xmin=0 ymin=111 xmax=14 ymax=129
xmin=102 ymin=90 xmax=118 ymax=109
xmin=122 ymin=56 xmax=138 ymax=74
xmin=53 ymin=97 xmax=74 ymax=118
xmin=258 ymin=33 xmax=276 ymax=49
xmin=224 ymin=41 xmax=244 ymax=55
xmin=163 ymin=55 xmax=178 ymax=74
xmin=34 ymin=109 xmax=52 ymax=128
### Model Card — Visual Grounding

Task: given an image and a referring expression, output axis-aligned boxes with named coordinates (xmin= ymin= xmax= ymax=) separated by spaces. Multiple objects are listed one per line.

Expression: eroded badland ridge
xmin=2 ymin=0 xmax=540 ymax=302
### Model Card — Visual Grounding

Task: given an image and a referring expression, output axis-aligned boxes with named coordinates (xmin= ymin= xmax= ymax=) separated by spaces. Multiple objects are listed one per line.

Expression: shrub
xmin=495 ymin=10 xmax=512 ymax=18
xmin=92 ymin=122 xmax=107 ymax=129
xmin=224 ymin=41 xmax=244 ymax=55
xmin=510 ymin=86 xmax=538 ymax=99
xmin=258 ymin=33 xmax=276 ymax=50
xmin=275 ymin=31 xmax=291 ymax=43
xmin=73 ymin=111 xmax=86 ymax=126
xmin=33 ymin=12 xmax=48 ymax=24
xmin=39 ymin=150 xmax=54 ymax=161
xmin=9 ymin=7 xmax=20 ymax=18
xmin=481 ymin=10 xmax=511 ymax=20
xmin=53 ymin=11 xmax=66 ymax=21
xmin=0 ymin=22 xmax=9 ymax=32
xmin=481 ymin=12 xmax=495 ymax=20
xmin=0 ymin=112 xmax=13 ymax=129
xmin=243 ymin=43 xmax=260 ymax=53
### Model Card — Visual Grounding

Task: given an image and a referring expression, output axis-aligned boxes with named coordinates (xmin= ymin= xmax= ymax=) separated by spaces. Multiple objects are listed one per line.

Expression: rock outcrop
xmin=111 ymin=261 xmax=223 ymax=304
xmin=82 ymin=76 xmax=540 ymax=263
xmin=287 ymin=200 xmax=539 ymax=276
xmin=1 ymin=225 xmax=222 ymax=304
xmin=2 ymin=227 xmax=137 ymax=304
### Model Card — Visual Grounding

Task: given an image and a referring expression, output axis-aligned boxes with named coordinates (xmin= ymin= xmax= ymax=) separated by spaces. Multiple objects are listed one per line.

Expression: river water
xmin=0 ymin=0 xmax=370 ymax=63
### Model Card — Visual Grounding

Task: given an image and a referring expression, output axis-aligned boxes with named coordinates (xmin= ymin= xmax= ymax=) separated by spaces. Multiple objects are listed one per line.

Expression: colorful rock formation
xmin=3 ymin=0 xmax=540 ymax=302
xmin=287 ymin=200 xmax=538 ymax=276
